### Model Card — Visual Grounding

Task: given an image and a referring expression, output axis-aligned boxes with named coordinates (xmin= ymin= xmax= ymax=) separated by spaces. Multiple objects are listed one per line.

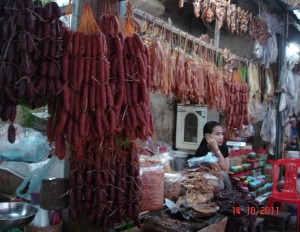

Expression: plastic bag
xmin=164 ymin=173 xmax=182 ymax=201
xmin=139 ymin=152 xmax=174 ymax=173
xmin=187 ymin=152 xmax=218 ymax=167
xmin=203 ymin=173 xmax=224 ymax=193
xmin=140 ymin=165 xmax=164 ymax=212
xmin=240 ymin=124 xmax=255 ymax=137
xmin=253 ymin=40 xmax=263 ymax=59
xmin=16 ymin=156 xmax=65 ymax=199
xmin=0 ymin=125 xmax=50 ymax=163
xmin=248 ymin=97 xmax=268 ymax=123
xmin=261 ymin=106 xmax=276 ymax=144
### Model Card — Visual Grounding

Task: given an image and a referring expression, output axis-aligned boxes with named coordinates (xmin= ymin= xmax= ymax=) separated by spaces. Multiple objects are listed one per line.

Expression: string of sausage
xmin=69 ymin=139 xmax=141 ymax=229
xmin=48 ymin=14 xmax=153 ymax=159
xmin=0 ymin=1 xmax=63 ymax=143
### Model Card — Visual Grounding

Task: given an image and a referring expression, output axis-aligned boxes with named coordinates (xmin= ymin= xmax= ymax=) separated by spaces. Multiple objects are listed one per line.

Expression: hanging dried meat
xmin=215 ymin=0 xmax=228 ymax=30
xmin=249 ymin=17 xmax=270 ymax=45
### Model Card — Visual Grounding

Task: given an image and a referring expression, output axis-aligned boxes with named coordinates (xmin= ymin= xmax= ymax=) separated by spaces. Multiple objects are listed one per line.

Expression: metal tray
xmin=0 ymin=202 xmax=38 ymax=229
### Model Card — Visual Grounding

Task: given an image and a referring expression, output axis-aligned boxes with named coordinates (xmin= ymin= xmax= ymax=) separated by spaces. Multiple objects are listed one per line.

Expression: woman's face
xmin=211 ymin=125 xmax=224 ymax=146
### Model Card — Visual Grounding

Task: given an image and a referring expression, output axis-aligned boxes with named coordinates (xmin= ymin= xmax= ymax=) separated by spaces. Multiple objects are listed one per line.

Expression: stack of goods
xmin=228 ymin=149 xmax=273 ymax=198
xmin=228 ymin=149 xmax=253 ymax=176
xmin=229 ymin=150 xmax=270 ymax=177
xmin=231 ymin=175 xmax=273 ymax=198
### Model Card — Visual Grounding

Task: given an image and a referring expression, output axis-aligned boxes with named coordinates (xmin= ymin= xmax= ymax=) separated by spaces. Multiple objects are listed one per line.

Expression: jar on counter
xmin=238 ymin=165 xmax=244 ymax=173
xmin=244 ymin=180 xmax=249 ymax=186
xmin=242 ymin=163 xmax=248 ymax=172
xmin=249 ymin=192 xmax=256 ymax=199
xmin=230 ymin=166 xmax=238 ymax=174
xmin=255 ymin=148 xmax=268 ymax=160
xmin=235 ymin=156 xmax=243 ymax=166
xmin=228 ymin=172 xmax=235 ymax=178
xmin=240 ymin=154 xmax=248 ymax=163
xmin=241 ymin=186 xmax=249 ymax=194
xmin=240 ymin=176 xmax=247 ymax=182
xmin=248 ymin=152 xmax=257 ymax=160
xmin=258 ymin=157 xmax=266 ymax=168
xmin=263 ymin=164 xmax=273 ymax=176
xmin=234 ymin=178 xmax=241 ymax=186
xmin=248 ymin=159 xmax=259 ymax=170
xmin=249 ymin=182 xmax=257 ymax=191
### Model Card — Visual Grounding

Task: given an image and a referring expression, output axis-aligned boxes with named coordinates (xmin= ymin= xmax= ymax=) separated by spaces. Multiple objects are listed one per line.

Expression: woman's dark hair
xmin=195 ymin=121 xmax=228 ymax=157
xmin=203 ymin=121 xmax=221 ymax=134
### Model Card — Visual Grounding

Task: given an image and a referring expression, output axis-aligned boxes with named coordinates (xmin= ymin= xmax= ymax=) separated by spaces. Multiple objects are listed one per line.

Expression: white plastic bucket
xmin=287 ymin=151 xmax=300 ymax=158
xmin=173 ymin=151 xmax=188 ymax=171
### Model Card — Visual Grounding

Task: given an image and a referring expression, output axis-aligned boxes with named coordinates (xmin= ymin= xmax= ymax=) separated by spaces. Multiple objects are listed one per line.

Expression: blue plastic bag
xmin=187 ymin=152 xmax=218 ymax=167
xmin=0 ymin=125 xmax=50 ymax=163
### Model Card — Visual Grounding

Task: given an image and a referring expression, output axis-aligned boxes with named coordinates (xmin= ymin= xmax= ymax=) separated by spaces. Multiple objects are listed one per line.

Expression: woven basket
xmin=39 ymin=178 xmax=69 ymax=210
xmin=24 ymin=220 xmax=62 ymax=232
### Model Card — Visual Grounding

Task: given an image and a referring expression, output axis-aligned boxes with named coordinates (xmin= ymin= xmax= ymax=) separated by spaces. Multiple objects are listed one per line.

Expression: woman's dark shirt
xmin=194 ymin=139 xmax=229 ymax=158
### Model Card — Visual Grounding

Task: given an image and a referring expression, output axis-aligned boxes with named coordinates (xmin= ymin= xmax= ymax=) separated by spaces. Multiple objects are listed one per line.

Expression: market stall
xmin=0 ymin=0 xmax=300 ymax=231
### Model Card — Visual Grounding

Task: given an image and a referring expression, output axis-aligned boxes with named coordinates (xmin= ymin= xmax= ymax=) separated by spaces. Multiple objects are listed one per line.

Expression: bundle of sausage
xmin=226 ymin=82 xmax=250 ymax=133
xmin=0 ymin=0 xmax=64 ymax=143
xmin=69 ymin=139 xmax=141 ymax=229
xmin=47 ymin=14 xmax=154 ymax=159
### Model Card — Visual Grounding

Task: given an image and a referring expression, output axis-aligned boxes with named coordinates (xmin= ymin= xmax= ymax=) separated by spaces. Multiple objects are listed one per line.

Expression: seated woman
xmin=194 ymin=121 xmax=232 ymax=190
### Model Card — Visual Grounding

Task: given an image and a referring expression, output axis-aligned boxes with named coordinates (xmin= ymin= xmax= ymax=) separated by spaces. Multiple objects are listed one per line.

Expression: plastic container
xmin=258 ymin=157 xmax=266 ymax=168
xmin=230 ymin=166 xmax=238 ymax=173
xmin=229 ymin=157 xmax=235 ymax=167
xmin=234 ymin=156 xmax=243 ymax=166
xmin=164 ymin=173 xmax=181 ymax=201
xmin=248 ymin=152 xmax=257 ymax=160
xmin=255 ymin=148 xmax=268 ymax=160
xmin=140 ymin=166 xmax=165 ymax=212
xmin=263 ymin=163 xmax=273 ymax=176
xmin=240 ymin=154 xmax=248 ymax=163
xmin=287 ymin=150 xmax=300 ymax=158
xmin=173 ymin=151 xmax=188 ymax=171
xmin=247 ymin=159 xmax=259 ymax=170
xmin=249 ymin=182 xmax=257 ymax=191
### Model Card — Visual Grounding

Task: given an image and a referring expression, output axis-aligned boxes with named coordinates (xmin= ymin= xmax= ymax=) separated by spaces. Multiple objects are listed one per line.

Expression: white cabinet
xmin=175 ymin=104 xmax=219 ymax=151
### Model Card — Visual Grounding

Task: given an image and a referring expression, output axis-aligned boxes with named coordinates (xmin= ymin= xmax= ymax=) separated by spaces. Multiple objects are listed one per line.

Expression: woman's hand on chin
xmin=205 ymin=133 xmax=219 ymax=152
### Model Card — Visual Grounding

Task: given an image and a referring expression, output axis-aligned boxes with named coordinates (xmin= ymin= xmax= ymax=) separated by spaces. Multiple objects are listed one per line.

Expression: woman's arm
xmin=205 ymin=134 xmax=229 ymax=171
xmin=215 ymin=150 xmax=230 ymax=171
